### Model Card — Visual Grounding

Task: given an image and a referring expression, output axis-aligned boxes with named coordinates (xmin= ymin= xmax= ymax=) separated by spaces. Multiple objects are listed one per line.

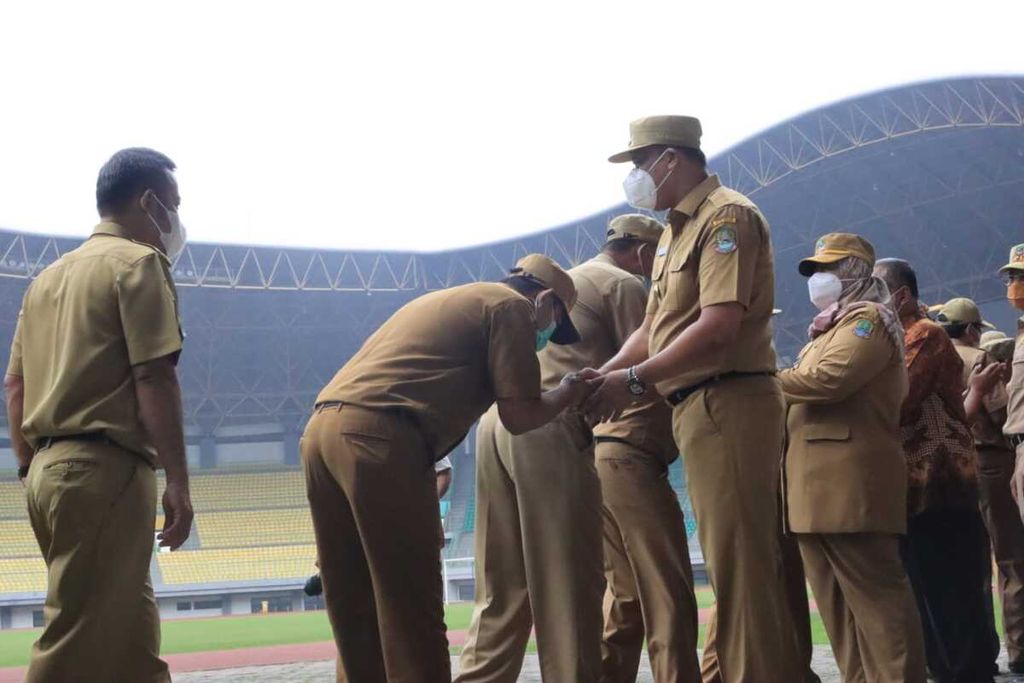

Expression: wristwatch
xmin=626 ymin=366 xmax=647 ymax=397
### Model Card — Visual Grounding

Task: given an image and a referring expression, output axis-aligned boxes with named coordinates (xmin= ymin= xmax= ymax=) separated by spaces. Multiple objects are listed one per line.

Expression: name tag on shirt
xmin=657 ymin=247 xmax=668 ymax=257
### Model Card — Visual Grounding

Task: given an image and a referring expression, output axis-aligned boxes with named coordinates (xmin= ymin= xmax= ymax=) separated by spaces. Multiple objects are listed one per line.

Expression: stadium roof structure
xmin=0 ymin=75 xmax=1022 ymax=435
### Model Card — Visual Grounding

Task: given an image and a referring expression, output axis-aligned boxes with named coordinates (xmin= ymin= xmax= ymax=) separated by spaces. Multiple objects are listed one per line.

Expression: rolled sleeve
xmin=116 ymin=253 xmax=183 ymax=366
xmin=487 ymin=299 xmax=541 ymax=400
xmin=698 ymin=206 xmax=762 ymax=309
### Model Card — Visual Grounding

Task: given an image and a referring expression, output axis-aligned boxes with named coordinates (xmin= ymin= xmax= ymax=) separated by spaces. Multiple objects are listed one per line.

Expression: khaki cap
xmin=999 ymin=243 xmax=1024 ymax=274
xmin=606 ymin=214 xmax=664 ymax=245
xmin=608 ymin=116 xmax=702 ymax=163
xmin=798 ymin=233 xmax=876 ymax=276
xmin=510 ymin=254 xmax=581 ymax=345
xmin=980 ymin=330 xmax=1008 ymax=345
xmin=982 ymin=337 xmax=1015 ymax=364
xmin=934 ymin=297 xmax=994 ymax=328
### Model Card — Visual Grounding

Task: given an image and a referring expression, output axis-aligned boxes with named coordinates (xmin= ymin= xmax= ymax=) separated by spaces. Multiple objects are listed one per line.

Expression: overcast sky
xmin=1 ymin=1 xmax=1021 ymax=252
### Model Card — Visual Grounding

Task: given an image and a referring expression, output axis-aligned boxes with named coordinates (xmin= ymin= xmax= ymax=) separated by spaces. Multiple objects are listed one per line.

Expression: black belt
xmin=1010 ymin=434 xmax=1024 ymax=449
xmin=666 ymin=371 xmax=775 ymax=407
xmin=313 ymin=401 xmax=345 ymax=413
xmin=36 ymin=432 xmax=107 ymax=452
xmin=594 ymin=436 xmax=632 ymax=446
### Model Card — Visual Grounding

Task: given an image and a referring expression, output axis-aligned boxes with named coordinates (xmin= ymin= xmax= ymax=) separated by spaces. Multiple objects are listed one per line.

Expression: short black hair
xmin=604 ymin=237 xmax=644 ymax=254
xmin=501 ymin=275 xmax=547 ymax=299
xmin=875 ymin=258 xmax=919 ymax=298
xmin=941 ymin=323 xmax=971 ymax=339
xmin=96 ymin=147 xmax=176 ymax=215
xmin=642 ymin=145 xmax=706 ymax=168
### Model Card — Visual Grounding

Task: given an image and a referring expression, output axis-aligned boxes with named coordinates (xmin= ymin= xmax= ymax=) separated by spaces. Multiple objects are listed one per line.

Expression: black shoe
xmin=303 ymin=573 xmax=323 ymax=597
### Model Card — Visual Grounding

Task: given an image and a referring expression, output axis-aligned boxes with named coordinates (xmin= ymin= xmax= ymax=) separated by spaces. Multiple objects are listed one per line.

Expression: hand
xmin=969 ymin=361 xmax=1008 ymax=396
xmin=583 ymin=368 xmax=633 ymax=423
xmin=159 ymin=480 xmax=194 ymax=551
xmin=561 ymin=373 xmax=597 ymax=407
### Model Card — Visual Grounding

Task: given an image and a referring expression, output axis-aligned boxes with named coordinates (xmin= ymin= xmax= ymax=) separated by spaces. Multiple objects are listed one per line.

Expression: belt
xmin=36 ymin=432 xmax=107 ymax=452
xmin=1010 ymin=434 xmax=1024 ymax=449
xmin=313 ymin=401 xmax=345 ymax=413
xmin=594 ymin=436 xmax=632 ymax=446
xmin=666 ymin=371 xmax=775 ymax=407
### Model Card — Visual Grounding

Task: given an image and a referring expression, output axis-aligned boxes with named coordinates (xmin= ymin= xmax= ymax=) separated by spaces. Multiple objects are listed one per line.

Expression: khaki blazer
xmin=780 ymin=305 xmax=908 ymax=534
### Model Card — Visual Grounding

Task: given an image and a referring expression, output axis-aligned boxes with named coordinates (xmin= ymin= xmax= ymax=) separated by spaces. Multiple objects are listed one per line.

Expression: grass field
xmin=0 ymin=589 xmax=1004 ymax=669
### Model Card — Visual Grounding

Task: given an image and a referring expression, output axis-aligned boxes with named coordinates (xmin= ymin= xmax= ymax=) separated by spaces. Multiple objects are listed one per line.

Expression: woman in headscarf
xmin=780 ymin=232 xmax=926 ymax=682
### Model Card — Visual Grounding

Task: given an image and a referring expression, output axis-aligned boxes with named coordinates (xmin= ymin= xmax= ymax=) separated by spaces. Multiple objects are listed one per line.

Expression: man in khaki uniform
xmin=596 ymin=212 xmax=700 ymax=683
xmin=1003 ymin=244 xmax=1024 ymax=675
xmin=586 ymin=116 xmax=801 ymax=682
xmin=305 ymin=254 xmax=591 ymax=682
xmin=457 ymin=216 xmax=679 ymax=683
xmin=3 ymin=148 xmax=193 ymax=682
xmin=937 ymin=296 xmax=1024 ymax=671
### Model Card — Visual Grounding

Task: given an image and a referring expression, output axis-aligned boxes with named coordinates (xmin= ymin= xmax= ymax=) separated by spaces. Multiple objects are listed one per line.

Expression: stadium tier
xmin=0 ymin=76 xmax=1022 ymax=615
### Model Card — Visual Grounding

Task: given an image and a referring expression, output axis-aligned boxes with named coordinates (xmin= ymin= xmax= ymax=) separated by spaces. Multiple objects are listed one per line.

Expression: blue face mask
xmin=535 ymin=322 xmax=557 ymax=352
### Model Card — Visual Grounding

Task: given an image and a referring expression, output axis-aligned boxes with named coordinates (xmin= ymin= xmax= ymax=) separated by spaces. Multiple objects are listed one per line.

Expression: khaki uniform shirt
xmin=780 ymin=306 xmax=908 ymax=534
xmin=540 ymin=254 xmax=675 ymax=459
xmin=647 ymin=174 xmax=777 ymax=395
xmin=1004 ymin=318 xmax=1024 ymax=448
xmin=7 ymin=222 xmax=183 ymax=466
xmin=317 ymin=283 xmax=541 ymax=460
xmin=953 ymin=340 xmax=1010 ymax=450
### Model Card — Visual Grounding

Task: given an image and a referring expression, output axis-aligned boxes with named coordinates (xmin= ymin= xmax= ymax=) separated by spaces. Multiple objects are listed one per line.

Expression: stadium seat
xmin=158 ymin=544 xmax=318 ymax=584
xmin=196 ymin=509 xmax=314 ymax=548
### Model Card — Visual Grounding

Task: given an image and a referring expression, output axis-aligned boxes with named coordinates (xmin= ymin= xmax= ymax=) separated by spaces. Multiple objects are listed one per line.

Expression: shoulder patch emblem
xmin=853 ymin=318 xmax=874 ymax=339
xmin=712 ymin=227 xmax=738 ymax=255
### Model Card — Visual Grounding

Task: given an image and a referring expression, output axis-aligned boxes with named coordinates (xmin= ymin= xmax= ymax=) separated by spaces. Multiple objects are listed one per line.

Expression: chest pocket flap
xmin=804 ymin=423 xmax=851 ymax=442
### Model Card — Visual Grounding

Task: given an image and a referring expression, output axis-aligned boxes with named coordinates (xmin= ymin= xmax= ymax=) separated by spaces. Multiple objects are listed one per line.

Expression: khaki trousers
xmin=24 ymin=439 xmax=168 ymax=683
xmin=596 ymin=441 xmax=699 ymax=683
xmin=700 ymin=506 xmax=819 ymax=683
xmin=302 ymin=404 xmax=450 ymax=683
xmin=673 ymin=376 xmax=801 ymax=683
xmin=799 ymin=533 xmax=925 ymax=683
xmin=977 ymin=445 xmax=1024 ymax=664
xmin=457 ymin=406 xmax=604 ymax=683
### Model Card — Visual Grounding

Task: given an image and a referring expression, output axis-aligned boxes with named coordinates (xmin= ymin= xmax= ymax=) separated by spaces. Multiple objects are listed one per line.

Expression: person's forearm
xmin=600 ymin=327 xmax=650 ymax=374
xmin=4 ymin=375 xmax=33 ymax=468
xmin=134 ymin=369 xmax=189 ymax=485
xmin=499 ymin=382 xmax=579 ymax=435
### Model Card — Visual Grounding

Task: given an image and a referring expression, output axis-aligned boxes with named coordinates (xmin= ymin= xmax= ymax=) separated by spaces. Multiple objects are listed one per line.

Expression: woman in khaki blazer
xmin=780 ymin=232 xmax=926 ymax=683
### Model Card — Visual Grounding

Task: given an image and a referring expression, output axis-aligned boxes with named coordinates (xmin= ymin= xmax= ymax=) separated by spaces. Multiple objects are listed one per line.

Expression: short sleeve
xmin=487 ymin=298 xmax=542 ymax=400
xmin=698 ymin=205 xmax=762 ymax=309
xmin=6 ymin=310 xmax=23 ymax=376
xmin=607 ymin=277 xmax=649 ymax=349
xmin=116 ymin=253 xmax=183 ymax=366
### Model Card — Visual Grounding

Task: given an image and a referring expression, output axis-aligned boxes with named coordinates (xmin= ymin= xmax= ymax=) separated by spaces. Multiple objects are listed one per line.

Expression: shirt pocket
xmin=661 ymin=250 xmax=697 ymax=312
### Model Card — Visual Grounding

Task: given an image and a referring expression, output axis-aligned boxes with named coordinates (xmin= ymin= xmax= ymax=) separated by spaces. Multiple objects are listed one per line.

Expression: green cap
xmin=999 ymin=243 xmax=1024 ymax=274
xmin=608 ymin=116 xmax=702 ymax=163
xmin=606 ymin=214 xmax=663 ymax=245
xmin=798 ymin=233 xmax=876 ymax=276
xmin=934 ymin=297 xmax=994 ymax=328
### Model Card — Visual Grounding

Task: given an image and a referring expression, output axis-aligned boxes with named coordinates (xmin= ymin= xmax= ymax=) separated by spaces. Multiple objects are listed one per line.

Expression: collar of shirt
xmin=90 ymin=221 xmax=170 ymax=263
xmin=668 ymin=174 xmax=721 ymax=229
xmin=592 ymin=252 xmax=617 ymax=267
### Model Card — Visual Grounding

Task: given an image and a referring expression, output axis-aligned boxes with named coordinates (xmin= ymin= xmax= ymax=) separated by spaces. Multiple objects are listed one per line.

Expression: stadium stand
xmin=158 ymin=545 xmax=318 ymax=585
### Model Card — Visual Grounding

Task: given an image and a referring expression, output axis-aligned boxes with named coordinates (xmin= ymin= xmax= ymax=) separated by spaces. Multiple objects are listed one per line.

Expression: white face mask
xmin=146 ymin=195 xmax=188 ymax=261
xmin=807 ymin=272 xmax=843 ymax=310
xmin=622 ymin=149 xmax=674 ymax=210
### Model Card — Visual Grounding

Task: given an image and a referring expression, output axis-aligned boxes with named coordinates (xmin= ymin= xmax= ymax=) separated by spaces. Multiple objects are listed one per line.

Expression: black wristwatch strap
xmin=17 ymin=465 xmax=29 ymax=479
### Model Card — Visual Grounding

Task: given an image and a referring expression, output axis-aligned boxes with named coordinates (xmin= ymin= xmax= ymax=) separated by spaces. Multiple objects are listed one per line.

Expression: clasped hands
xmin=560 ymin=367 xmax=637 ymax=424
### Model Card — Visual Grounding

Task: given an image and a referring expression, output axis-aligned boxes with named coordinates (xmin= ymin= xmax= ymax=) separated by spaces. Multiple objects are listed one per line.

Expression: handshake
xmin=560 ymin=367 xmax=641 ymax=423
